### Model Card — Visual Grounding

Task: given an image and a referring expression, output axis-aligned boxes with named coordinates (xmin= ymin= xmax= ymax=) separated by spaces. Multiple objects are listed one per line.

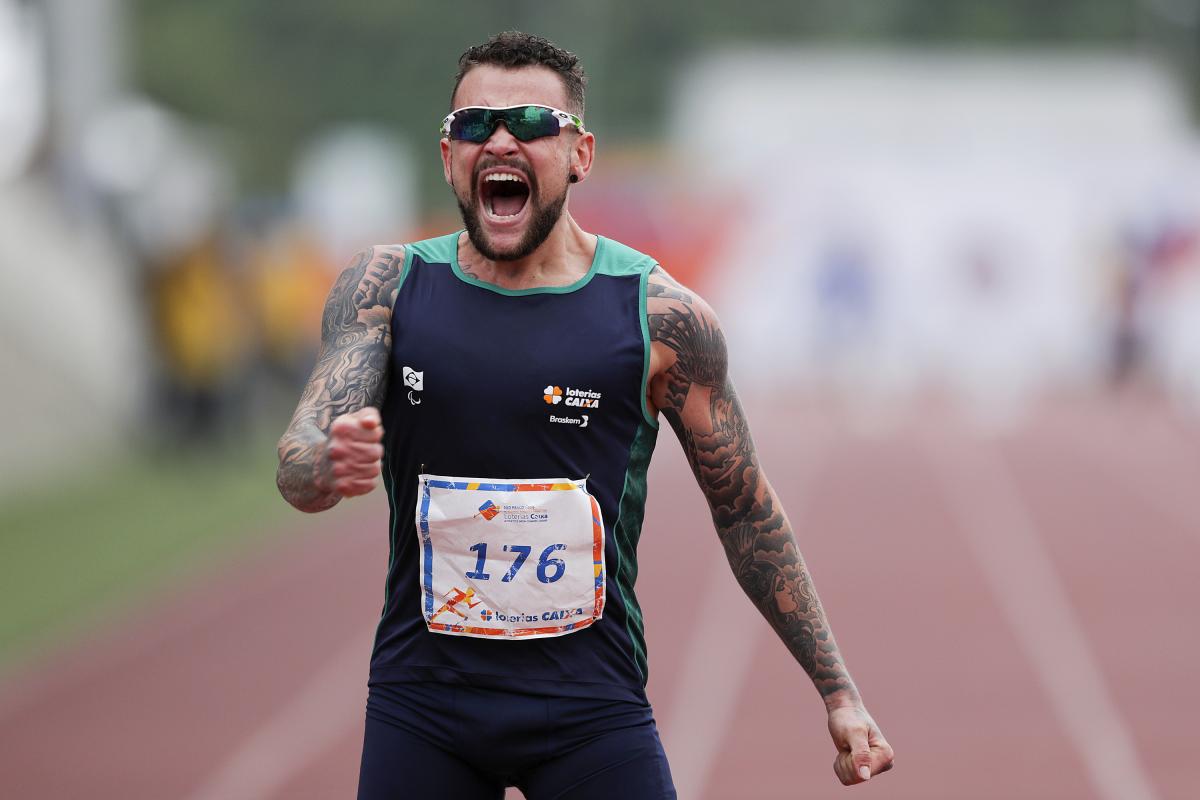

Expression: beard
xmin=455 ymin=159 xmax=570 ymax=262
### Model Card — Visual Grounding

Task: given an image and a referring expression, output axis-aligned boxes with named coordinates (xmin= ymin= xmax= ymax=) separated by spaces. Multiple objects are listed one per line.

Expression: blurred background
xmin=1 ymin=1 xmax=1198 ymax=798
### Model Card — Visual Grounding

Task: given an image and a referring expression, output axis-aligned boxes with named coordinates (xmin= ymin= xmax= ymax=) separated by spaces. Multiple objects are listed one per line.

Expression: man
xmin=277 ymin=31 xmax=893 ymax=799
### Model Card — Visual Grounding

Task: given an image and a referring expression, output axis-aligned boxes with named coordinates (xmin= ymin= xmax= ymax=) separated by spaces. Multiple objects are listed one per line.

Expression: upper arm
xmin=647 ymin=266 xmax=761 ymax=524
xmin=289 ymin=245 xmax=405 ymax=431
xmin=646 ymin=266 xmax=727 ymax=418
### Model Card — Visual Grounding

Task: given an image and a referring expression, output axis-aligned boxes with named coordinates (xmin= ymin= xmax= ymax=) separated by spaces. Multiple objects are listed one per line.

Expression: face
xmin=441 ymin=65 xmax=594 ymax=261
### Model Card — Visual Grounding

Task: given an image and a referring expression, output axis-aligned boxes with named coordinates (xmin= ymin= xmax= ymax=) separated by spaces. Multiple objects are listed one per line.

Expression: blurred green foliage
xmin=0 ymin=439 xmax=289 ymax=670
xmin=131 ymin=0 xmax=1193 ymax=206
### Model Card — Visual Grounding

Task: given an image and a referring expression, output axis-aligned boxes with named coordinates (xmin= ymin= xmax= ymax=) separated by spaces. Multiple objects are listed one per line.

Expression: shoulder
xmin=646 ymin=265 xmax=728 ymax=388
xmin=402 ymin=231 xmax=460 ymax=267
xmin=647 ymin=265 xmax=725 ymax=345
xmin=319 ymin=245 xmax=407 ymax=338
xmin=335 ymin=245 xmax=406 ymax=305
xmin=592 ymin=236 xmax=657 ymax=278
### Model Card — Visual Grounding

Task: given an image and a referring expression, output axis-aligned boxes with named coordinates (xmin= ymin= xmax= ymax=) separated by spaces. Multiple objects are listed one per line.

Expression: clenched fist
xmin=321 ymin=407 xmax=384 ymax=498
xmin=828 ymin=705 xmax=894 ymax=786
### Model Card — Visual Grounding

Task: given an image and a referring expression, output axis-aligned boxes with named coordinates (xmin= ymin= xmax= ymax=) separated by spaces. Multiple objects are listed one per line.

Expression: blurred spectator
xmin=248 ymin=222 xmax=333 ymax=390
xmin=146 ymin=235 xmax=250 ymax=443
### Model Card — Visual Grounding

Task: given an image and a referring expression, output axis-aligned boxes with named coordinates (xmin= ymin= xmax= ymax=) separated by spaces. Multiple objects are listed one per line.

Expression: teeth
xmin=484 ymin=173 xmax=526 ymax=184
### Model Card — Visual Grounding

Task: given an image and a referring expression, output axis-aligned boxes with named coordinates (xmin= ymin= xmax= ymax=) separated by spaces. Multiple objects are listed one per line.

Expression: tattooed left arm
xmin=646 ymin=266 xmax=893 ymax=785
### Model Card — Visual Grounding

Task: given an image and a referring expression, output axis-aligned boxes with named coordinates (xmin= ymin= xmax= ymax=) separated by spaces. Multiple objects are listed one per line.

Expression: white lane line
xmin=0 ymin=508 xmax=379 ymax=722
xmin=1055 ymin=413 xmax=1200 ymax=539
xmin=186 ymin=628 xmax=375 ymax=800
xmin=928 ymin=438 xmax=1159 ymax=800
xmin=659 ymin=553 xmax=766 ymax=799
xmin=660 ymin=436 xmax=826 ymax=800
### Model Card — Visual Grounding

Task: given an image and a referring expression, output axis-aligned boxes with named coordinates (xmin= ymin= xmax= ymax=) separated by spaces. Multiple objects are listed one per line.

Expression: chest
xmin=388 ymin=263 xmax=645 ymax=436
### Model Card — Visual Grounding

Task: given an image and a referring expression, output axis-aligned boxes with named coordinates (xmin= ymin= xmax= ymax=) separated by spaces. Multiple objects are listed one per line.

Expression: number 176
xmin=465 ymin=542 xmax=567 ymax=584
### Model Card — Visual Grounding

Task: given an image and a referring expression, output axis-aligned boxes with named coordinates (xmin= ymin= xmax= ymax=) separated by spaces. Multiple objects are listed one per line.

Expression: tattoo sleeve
xmin=276 ymin=246 xmax=403 ymax=512
xmin=647 ymin=266 xmax=861 ymax=707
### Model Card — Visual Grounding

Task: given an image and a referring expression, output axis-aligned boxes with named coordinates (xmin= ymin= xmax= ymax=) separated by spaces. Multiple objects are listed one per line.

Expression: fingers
xmin=871 ymin=736 xmax=895 ymax=777
xmin=834 ymin=741 xmax=894 ymax=786
xmin=330 ymin=454 xmax=381 ymax=496
xmin=331 ymin=408 xmax=384 ymax=443
xmin=833 ymin=727 xmax=873 ymax=785
xmin=829 ymin=711 xmax=895 ymax=786
xmin=328 ymin=439 xmax=383 ymax=466
xmin=834 ymin=755 xmax=864 ymax=786
xmin=327 ymin=408 xmax=384 ymax=497
xmin=833 ymin=753 xmax=881 ymax=786
xmin=867 ymin=720 xmax=895 ymax=776
xmin=336 ymin=476 xmax=379 ymax=497
xmin=351 ymin=406 xmax=382 ymax=428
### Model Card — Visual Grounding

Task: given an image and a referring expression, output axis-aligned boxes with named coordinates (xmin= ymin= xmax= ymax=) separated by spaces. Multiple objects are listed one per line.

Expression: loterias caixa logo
xmin=543 ymin=383 xmax=600 ymax=429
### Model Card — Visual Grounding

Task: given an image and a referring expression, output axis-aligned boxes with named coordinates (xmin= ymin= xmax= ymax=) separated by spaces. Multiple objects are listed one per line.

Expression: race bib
xmin=415 ymin=474 xmax=605 ymax=639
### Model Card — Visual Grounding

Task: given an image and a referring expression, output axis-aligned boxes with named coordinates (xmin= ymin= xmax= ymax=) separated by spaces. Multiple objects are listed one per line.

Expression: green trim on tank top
xmin=611 ymin=419 xmax=659 ymax=685
xmin=404 ymin=231 xmax=459 ymax=266
xmin=595 ymin=236 xmax=657 ymax=278
xmin=374 ymin=450 xmax=401 ymax=640
xmin=405 ymin=230 xmax=657 ymax=295
xmin=449 ymin=231 xmax=602 ymax=296
xmin=636 ymin=262 xmax=660 ymax=429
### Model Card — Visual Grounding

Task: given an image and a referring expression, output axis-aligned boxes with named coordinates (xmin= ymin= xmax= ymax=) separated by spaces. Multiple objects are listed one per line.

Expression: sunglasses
xmin=441 ymin=104 xmax=586 ymax=143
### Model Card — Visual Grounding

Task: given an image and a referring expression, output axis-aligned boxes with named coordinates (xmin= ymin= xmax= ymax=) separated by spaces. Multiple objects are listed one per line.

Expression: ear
xmin=570 ymin=130 xmax=596 ymax=185
xmin=440 ymin=138 xmax=453 ymax=186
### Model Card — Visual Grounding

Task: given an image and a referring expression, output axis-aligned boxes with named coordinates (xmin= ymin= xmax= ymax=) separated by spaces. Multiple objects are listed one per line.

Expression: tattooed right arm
xmin=276 ymin=246 xmax=403 ymax=512
xmin=646 ymin=265 xmax=894 ymax=785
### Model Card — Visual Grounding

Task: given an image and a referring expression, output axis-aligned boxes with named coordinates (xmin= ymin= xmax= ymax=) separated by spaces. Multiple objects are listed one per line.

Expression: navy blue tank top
xmin=373 ymin=232 xmax=660 ymax=702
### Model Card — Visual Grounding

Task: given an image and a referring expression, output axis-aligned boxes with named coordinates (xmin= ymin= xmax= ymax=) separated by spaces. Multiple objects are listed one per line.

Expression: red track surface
xmin=0 ymin=394 xmax=1195 ymax=799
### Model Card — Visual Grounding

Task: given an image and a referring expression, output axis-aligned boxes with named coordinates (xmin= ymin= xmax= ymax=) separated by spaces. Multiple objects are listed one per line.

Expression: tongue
xmin=492 ymin=194 xmax=525 ymax=217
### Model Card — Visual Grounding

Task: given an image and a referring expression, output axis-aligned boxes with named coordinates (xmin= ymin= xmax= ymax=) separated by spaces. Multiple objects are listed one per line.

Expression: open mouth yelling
xmin=478 ymin=169 xmax=531 ymax=223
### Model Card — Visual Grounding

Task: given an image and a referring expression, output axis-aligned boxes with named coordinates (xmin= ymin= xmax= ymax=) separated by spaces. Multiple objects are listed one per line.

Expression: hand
xmin=321 ymin=407 xmax=384 ymax=498
xmin=827 ymin=705 xmax=894 ymax=786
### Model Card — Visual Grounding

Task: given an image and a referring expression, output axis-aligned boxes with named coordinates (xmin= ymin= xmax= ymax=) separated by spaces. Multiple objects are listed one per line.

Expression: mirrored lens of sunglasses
xmin=451 ymin=107 xmax=560 ymax=142
xmin=450 ymin=110 xmax=495 ymax=142
xmin=506 ymin=106 xmax=560 ymax=140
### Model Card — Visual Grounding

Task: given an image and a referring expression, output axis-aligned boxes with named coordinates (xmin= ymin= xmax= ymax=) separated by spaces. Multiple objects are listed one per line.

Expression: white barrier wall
xmin=671 ymin=50 xmax=1200 ymax=414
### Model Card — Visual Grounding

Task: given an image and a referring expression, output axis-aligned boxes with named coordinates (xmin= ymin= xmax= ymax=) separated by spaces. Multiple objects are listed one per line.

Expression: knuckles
xmin=327 ymin=442 xmax=383 ymax=462
xmin=333 ymin=460 xmax=381 ymax=478
xmin=336 ymin=478 xmax=377 ymax=496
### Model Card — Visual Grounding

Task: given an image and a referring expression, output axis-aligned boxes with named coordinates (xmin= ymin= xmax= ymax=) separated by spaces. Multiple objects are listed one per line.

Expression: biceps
xmin=296 ymin=329 xmax=390 ymax=426
xmin=676 ymin=378 xmax=748 ymax=443
xmin=668 ymin=379 xmax=759 ymax=512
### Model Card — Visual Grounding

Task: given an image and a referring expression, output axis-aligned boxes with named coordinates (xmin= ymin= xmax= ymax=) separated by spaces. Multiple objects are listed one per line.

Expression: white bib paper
xmin=415 ymin=474 xmax=605 ymax=639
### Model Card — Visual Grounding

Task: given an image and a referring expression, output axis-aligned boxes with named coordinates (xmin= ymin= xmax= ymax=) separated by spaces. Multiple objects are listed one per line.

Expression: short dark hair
xmin=452 ymin=31 xmax=587 ymax=117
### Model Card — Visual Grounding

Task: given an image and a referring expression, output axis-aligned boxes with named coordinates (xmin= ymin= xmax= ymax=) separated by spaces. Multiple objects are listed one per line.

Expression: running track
xmin=0 ymin=392 xmax=1195 ymax=799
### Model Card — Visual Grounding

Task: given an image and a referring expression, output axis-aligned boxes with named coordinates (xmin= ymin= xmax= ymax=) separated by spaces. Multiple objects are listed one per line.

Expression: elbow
xmin=275 ymin=465 xmax=305 ymax=511
xmin=276 ymin=460 xmax=338 ymax=514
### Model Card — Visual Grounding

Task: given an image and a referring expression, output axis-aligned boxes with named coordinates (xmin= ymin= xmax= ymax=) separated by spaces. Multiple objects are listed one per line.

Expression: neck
xmin=458 ymin=213 xmax=597 ymax=290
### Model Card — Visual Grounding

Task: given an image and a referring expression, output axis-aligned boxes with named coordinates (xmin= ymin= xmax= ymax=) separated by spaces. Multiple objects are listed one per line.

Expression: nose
xmin=483 ymin=121 xmax=519 ymax=157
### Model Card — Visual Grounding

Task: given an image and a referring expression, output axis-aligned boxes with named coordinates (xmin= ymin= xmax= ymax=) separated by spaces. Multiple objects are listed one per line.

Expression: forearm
xmin=718 ymin=481 xmax=861 ymax=710
xmin=277 ymin=420 xmax=340 ymax=513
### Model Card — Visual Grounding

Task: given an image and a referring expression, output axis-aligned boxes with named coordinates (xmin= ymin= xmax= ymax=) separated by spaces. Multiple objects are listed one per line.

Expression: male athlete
xmin=277 ymin=31 xmax=893 ymax=799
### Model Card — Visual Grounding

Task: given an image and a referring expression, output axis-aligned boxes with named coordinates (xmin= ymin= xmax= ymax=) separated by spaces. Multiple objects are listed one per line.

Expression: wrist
xmin=822 ymin=687 xmax=864 ymax=713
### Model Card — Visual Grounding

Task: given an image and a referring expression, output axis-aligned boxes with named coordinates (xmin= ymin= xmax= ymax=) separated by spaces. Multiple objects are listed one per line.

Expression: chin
xmin=458 ymin=186 xmax=568 ymax=262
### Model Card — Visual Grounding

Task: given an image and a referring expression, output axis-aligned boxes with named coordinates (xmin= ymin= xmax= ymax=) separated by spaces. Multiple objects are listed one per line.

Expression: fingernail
xmin=858 ymin=766 xmax=871 ymax=781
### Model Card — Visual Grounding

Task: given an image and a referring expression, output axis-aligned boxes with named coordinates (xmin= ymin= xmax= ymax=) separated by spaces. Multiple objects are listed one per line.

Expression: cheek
xmin=450 ymin=157 xmax=474 ymax=192
xmin=445 ymin=145 xmax=473 ymax=182
xmin=534 ymin=153 xmax=571 ymax=194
